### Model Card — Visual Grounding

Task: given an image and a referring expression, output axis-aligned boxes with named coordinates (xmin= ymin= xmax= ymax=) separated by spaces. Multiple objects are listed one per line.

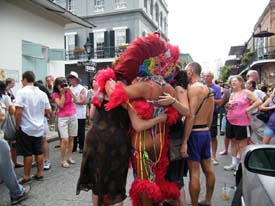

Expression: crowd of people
xmin=0 ymin=33 xmax=275 ymax=206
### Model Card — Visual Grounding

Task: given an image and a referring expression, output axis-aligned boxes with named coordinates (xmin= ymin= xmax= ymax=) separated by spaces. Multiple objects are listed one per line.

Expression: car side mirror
xmin=244 ymin=147 xmax=275 ymax=177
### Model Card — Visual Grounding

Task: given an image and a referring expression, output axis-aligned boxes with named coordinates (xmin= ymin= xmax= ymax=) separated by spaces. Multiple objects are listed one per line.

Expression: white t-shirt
xmin=15 ymin=85 xmax=51 ymax=137
xmin=251 ymin=89 xmax=266 ymax=114
xmin=70 ymin=84 xmax=87 ymax=119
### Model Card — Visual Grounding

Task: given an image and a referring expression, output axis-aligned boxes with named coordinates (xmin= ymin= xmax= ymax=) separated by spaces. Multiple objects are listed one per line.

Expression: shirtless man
xmin=181 ymin=62 xmax=215 ymax=206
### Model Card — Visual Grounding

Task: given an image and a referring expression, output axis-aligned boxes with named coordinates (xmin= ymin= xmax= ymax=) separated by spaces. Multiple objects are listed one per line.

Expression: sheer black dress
xmin=76 ymin=100 xmax=131 ymax=206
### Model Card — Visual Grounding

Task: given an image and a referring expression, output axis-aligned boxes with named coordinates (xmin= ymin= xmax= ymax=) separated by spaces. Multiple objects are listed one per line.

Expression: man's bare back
xmin=190 ymin=82 xmax=214 ymax=128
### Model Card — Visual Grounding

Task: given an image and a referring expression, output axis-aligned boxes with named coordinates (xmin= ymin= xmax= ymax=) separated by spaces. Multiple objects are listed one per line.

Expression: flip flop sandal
xmin=32 ymin=174 xmax=44 ymax=181
xmin=198 ymin=201 xmax=211 ymax=206
xmin=18 ymin=177 xmax=32 ymax=185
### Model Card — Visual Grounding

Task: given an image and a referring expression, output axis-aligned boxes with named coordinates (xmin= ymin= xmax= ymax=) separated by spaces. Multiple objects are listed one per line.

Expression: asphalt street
xmin=0 ymin=131 xmax=236 ymax=206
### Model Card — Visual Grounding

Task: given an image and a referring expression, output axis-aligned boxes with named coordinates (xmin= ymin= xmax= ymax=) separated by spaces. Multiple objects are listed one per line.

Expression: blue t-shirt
xmin=267 ymin=98 xmax=275 ymax=129
xmin=208 ymin=84 xmax=222 ymax=113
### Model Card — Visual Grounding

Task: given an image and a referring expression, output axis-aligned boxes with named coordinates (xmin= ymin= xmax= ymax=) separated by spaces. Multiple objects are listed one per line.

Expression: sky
xmin=166 ymin=0 xmax=270 ymax=74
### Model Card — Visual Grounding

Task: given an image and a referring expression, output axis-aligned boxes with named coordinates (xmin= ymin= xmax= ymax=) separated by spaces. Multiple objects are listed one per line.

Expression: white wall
xmin=0 ymin=1 xmax=66 ymax=91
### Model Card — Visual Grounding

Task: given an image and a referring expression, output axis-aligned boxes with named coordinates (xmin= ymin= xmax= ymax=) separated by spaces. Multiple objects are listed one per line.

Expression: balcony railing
xmin=253 ymin=46 xmax=275 ymax=61
xmin=65 ymin=46 xmax=126 ymax=61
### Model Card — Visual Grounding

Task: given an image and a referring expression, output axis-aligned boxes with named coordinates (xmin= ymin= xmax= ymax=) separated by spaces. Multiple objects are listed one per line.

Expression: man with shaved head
xmin=204 ymin=71 xmax=222 ymax=166
xmin=182 ymin=62 xmax=215 ymax=206
xmin=246 ymin=70 xmax=259 ymax=82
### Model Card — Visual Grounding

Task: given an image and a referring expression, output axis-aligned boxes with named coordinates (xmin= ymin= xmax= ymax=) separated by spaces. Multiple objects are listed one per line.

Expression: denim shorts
xmin=264 ymin=125 xmax=275 ymax=138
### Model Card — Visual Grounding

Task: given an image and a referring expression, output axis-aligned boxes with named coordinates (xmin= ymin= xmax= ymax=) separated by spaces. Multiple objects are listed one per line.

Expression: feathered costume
xmin=91 ymin=34 xmax=181 ymax=206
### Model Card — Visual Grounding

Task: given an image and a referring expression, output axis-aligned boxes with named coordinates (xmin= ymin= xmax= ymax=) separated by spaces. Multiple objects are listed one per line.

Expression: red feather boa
xmin=129 ymin=127 xmax=180 ymax=206
xmin=91 ymin=68 xmax=116 ymax=107
xmin=131 ymin=100 xmax=180 ymax=125
xmin=105 ymin=83 xmax=129 ymax=111
xmin=95 ymin=68 xmax=116 ymax=90
xmin=129 ymin=179 xmax=163 ymax=206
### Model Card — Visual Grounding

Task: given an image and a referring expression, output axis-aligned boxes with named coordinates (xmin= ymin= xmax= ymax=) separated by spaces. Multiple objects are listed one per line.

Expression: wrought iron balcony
xmin=253 ymin=46 xmax=275 ymax=61
xmin=65 ymin=46 xmax=126 ymax=61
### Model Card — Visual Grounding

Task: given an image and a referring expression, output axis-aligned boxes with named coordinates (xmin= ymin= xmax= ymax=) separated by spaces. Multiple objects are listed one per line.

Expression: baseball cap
xmin=67 ymin=71 xmax=79 ymax=79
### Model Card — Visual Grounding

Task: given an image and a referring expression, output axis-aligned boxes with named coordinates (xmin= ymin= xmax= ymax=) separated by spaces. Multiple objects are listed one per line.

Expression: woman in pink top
xmin=224 ymin=75 xmax=261 ymax=172
xmin=52 ymin=77 xmax=78 ymax=168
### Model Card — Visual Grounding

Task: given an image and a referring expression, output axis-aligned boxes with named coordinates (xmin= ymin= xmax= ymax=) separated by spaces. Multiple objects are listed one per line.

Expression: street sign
xmin=85 ymin=65 xmax=96 ymax=73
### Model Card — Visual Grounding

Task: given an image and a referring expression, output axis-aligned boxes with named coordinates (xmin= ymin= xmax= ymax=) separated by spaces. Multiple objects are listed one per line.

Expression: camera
xmin=61 ymin=82 xmax=68 ymax=88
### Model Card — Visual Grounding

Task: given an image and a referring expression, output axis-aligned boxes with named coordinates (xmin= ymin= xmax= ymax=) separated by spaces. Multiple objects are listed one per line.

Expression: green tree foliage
xmin=241 ymin=51 xmax=255 ymax=65
xmin=218 ymin=65 xmax=230 ymax=82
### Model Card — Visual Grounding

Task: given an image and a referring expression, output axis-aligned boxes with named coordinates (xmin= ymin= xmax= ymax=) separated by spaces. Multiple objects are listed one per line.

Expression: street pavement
xmin=0 ymin=130 xmax=236 ymax=206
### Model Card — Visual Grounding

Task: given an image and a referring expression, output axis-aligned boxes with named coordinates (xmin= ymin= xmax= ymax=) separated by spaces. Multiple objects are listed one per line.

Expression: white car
xmin=231 ymin=145 xmax=275 ymax=206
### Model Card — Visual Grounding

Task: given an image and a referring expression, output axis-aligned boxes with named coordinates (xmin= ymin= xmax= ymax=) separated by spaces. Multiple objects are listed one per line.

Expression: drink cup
xmin=221 ymin=186 xmax=230 ymax=201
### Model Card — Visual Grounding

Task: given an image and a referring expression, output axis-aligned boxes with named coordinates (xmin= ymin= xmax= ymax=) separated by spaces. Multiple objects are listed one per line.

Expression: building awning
xmin=253 ymin=31 xmax=275 ymax=38
xmin=250 ymin=59 xmax=275 ymax=69
xmin=228 ymin=45 xmax=246 ymax=56
xmin=28 ymin=0 xmax=95 ymax=28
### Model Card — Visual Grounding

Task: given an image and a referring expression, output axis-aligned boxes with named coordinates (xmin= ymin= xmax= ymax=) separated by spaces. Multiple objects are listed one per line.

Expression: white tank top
xmin=70 ymin=84 xmax=87 ymax=119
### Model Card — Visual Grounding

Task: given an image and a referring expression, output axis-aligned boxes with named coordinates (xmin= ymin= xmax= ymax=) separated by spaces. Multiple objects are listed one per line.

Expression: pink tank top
xmin=226 ymin=90 xmax=250 ymax=126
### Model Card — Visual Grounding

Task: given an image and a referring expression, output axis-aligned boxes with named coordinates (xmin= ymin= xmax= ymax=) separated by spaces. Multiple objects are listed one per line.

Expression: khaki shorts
xmin=58 ymin=114 xmax=78 ymax=138
xmin=250 ymin=114 xmax=265 ymax=143
xmin=43 ymin=117 xmax=49 ymax=138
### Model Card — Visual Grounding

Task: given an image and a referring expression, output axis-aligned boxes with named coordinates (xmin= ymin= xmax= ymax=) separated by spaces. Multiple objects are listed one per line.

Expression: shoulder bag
xmin=0 ymin=113 xmax=16 ymax=141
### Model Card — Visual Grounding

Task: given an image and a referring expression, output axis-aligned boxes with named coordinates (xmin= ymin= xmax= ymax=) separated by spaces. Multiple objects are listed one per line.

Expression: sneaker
xmin=224 ymin=164 xmax=237 ymax=171
xmin=11 ymin=185 xmax=31 ymax=205
xmin=67 ymin=159 xmax=76 ymax=164
xmin=43 ymin=160 xmax=51 ymax=170
xmin=219 ymin=150 xmax=228 ymax=155
xmin=61 ymin=161 xmax=70 ymax=168
xmin=212 ymin=159 xmax=219 ymax=165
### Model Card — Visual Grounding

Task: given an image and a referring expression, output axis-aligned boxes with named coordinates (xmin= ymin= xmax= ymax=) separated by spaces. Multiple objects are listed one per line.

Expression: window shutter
xmin=48 ymin=49 xmax=65 ymax=60
xmin=126 ymin=28 xmax=130 ymax=43
xmin=89 ymin=33 xmax=94 ymax=58
xmin=64 ymin=36 xmax=66 ymax=51
xmin=110 ymin=30 xmax=115 ymax=57
xmin=104 ymin=31 xmax=108 ymax=58
xmin=75 ymin=34 xmax=79 ymax=48
xmin=22 ymin=41 xmax=43 ymax=58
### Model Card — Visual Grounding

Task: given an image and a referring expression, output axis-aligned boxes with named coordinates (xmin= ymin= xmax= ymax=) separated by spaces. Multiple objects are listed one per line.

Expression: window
xmin=95 ymin=0 xmax=104 ymax=12
xmin=94 ymin=31 xmax=105 ymax=58
xmin=155 ymin=3 xmax=159 ymax=23
xmin=115 ymin=29 xmax=126 ymax=47
xmin=65 ymin=32 xmax=77 ymax=60
xmin=67 ymin=0 xmax=75 ymax=13
xmin=144 ymin=0 xmax=147 ymax=11
xmin=115 ymin=0 xmax=127 ymax=9
xmin=150 ymin=0 xmax=153 ymax=16
xmin=65 ymin=33 xmax=76 ymax=52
